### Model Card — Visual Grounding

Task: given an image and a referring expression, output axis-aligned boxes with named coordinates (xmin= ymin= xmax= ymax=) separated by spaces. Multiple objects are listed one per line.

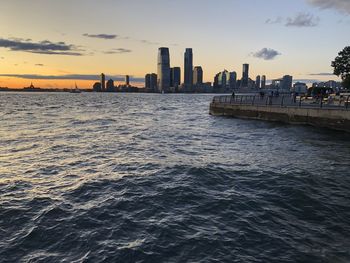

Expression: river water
xmin=1 ymin=92 xmax=350 ymax=262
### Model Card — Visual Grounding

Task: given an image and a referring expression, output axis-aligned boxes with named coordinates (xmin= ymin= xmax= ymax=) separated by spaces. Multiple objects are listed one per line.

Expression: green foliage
xmin=332 ymin=46 xmax=350 ymax=89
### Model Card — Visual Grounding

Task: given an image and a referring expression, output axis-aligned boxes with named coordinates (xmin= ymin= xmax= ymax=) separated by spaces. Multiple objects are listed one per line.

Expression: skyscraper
xmin=145 ymin=73 xmax=158 ymax=92
xmin=241 ymin=64 xmax=249 ymax=88
xmin=255 ymin=75 xmax=261 ymax=89
xmin=261 ymin=75 xmax=266 ymax=89
xmin=229 ymin=71 xmax=237 ymax=90
xmin=193 ymin=66 xmax=203 ymax=85
xmin=157 ymin=47 xmax=170 ymax=93
xmin=101 ymin=73 xmax=105 ymax=92
xmin=171 ymin=67 xmax=181 ymax=89
xmin=184 ymin=48 xmax=193 ymax=88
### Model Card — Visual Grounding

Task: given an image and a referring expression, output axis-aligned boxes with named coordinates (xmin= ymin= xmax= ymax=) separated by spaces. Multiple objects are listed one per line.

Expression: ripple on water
xmin=1 ymin=93 xmax=350 ymax=262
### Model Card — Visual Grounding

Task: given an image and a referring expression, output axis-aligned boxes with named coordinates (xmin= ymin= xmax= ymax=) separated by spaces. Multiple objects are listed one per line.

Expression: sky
xmin=0 ymin=0 xmax=349 ymax=89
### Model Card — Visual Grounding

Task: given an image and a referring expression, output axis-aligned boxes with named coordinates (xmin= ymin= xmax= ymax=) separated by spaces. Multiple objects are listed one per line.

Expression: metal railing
xmin=212 ymin=94 xmax=350 ymax=110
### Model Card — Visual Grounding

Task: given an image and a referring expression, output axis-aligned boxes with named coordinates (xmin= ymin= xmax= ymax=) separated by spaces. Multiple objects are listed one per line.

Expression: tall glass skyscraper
xmin=241 ymin=64 xmax=249 ymax=88
xmin=157 ymin=47 xmax=170 ymax=93
xmin=184 ymin=48 xmax=193 ymax=88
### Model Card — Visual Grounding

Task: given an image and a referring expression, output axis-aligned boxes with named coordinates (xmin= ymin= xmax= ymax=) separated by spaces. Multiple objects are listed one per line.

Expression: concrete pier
xmin=210 ymin=95 xmax=350 ymax=132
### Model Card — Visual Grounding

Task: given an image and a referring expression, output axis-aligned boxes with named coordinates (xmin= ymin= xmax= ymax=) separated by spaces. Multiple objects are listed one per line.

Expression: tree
xmin=332 ymin=46 xmax=350 ymax=89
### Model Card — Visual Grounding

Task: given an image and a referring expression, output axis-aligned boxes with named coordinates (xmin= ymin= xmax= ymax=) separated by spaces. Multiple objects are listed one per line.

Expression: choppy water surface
xmin=1 ymin=92 xmax=350 ymax=262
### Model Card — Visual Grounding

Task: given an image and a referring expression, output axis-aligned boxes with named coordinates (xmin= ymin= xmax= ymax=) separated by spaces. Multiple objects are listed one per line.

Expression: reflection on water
xmin=1 ymin=92 xmax=350 ymax=262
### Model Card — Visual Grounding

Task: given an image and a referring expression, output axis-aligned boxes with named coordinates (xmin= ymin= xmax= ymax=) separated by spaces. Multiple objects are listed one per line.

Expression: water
xmin=1 ymin=92 xmax=350 ymax=263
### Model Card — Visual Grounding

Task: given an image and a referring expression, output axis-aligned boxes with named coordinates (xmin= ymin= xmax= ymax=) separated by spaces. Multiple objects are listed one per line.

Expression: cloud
xmin=83 ymin=33 xmax=118 ymax=40
xmin=252 ymin=48 xmax=281 ymax=60
xmin=286 ymin=13 xmax=320 ymax=27
xmin=309 ymin=72 xmax=334 ymax=76
xmin=0 ymin=74 xmax=144 ymax=82
xmin=140 ymin=39 xmax=160 ymax=45
xmin=35 ymin=64 xmax=44 ymax=66
xmin=0 ymin=38 xmax=83 ymax=55
xmin=307 ymin=0 xmax=350 ymax=15
xmin=103 ymin=48 xmax=132 ymax=54
xmin=265 ymin=17 xmax=283 ymax=24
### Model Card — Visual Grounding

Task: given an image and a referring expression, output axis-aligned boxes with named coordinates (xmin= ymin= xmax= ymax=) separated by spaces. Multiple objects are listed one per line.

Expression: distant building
xmin=213 ymin=70 xmax=236 ymax=92
xmin=240 ymin=64 xmax=249 ymax=88
xmin=184 ymin=48 xmax=193 ymax=91
xmin=272 ymin=75 xmax=293 ymax=91
xmin=193 ymin=66 xmax=203 ymax=85
xmin=255 ymin=75 xmax=261 ymax=89
xmin=281 ymin=75 xmax=293 ymax=90
xmin=229 ymin=71 xmax=237 ymax=90
xmin=171 ymin=67 xmax=181 ymax=90
xmin=145 ymin=73 xmax=158 ymax=92
xmin=125 ymin=75 xmax=130 ymax=86
xmin=93 ymin=82 xmax=102 ymax=92
xmin=261 ymin=75 xmax=266 ymax=89
xmin=157 ymin=47 xmax=171 ymax=93
xmin=101 ymin=73 xmax=105 ymax=92
xmin=293 ymin=82 xmax=308 ymax=94
xmin=106 ymin=79 xmax=115 ymax=92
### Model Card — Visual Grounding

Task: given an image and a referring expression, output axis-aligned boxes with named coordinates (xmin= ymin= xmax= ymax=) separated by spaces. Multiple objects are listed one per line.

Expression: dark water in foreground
xmin=1 ymin=92 xmax=350 ymax=263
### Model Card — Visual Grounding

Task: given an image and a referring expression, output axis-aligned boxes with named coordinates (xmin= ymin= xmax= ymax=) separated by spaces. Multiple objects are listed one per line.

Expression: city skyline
xmin=0 ymin=0 xmax=349 ymax=89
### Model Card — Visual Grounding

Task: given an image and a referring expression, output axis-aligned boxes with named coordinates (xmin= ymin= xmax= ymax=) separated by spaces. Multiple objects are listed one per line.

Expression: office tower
xmin=106 ymin=79 xmax=115 ymax=92
xmin=150 ymin=73 xmax=157 ymax=91
xmin=145 ymin=74 xmax=151 ymax=89
xmin=157 ymin=47 xmax=171 ymax=93
xmin=281 ymin=75 xmax=293 ymax=90
xmin=171 ymin=67 xmax=181 ymax=88
xmin=229 ymin=71 xmax=237 ymax=90
xmin=125 ymin=75 xmax=130 ymax=86
xmin=101 ymin=73 xmax=105 ymax=92
xmin=193 ymin=66 xmax=203 ymax=85
xmin=261 ymin=75 xmax=266 ymax=89
xmin=145 ymin=73 xmax=158 ymax=92
xmin=241 ymin=64 xmax=249 ymax=88
xmin=214 ymin=73 xmax=220 ymax=91
xmin=184 ymin=48 xmax=193 ymax=87
xmin=255 ymin=75 xmax=261 ymax=89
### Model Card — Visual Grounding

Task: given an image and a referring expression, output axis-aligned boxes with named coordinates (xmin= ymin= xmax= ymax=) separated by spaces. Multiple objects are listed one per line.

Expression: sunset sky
xmin=0 ymin=0 xmax=349 ymax=89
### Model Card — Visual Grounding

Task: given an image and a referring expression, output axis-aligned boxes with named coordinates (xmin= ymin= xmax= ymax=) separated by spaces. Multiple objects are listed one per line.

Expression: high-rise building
xmin=229 ymin=71 xmax=237 ymax=90
xmin=281 ymin=75 xmax=293 ymax=90
xmin=171 ymin=67 xmax=181 ymax=89
xmin=106 ymin=79 xmax=115 ymax=92
xmin=193 ymin=66 xmax=203 ymax=85
xmin=184 ymin=48 xmax=193 ymax=88
xmin=261 ymin=75 xmax=266 ymax=89
xmin=125 ymin=75 xmax=130 ymax=86
xmin=255 ymin=75 xmax=261 ymax=89
xmin=101 ymin=73 xmax=105 ymax=92
xmin=145 ymin=73 xmax=158 ymax=92
xmin=240 ymin=64 xmax=249 ymax=88
xmin=157 ymin=47 xmax=171 ymax=93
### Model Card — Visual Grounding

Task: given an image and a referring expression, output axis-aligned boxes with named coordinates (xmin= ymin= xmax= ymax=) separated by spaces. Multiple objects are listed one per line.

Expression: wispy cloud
xmin=0 ymin=38 xmax=83 ymax=56
xmin=307 ymin=0 xmax=350 ymax=15
xmin=309 ymin=72 xmax=335 ymax=76
xmin=0 ymin=74 xmax=144 ymax=82
xmin=83 ymin=33 xmax=118 ymax=40
xmin=286 ymin=13 xmax=320 ymax=27
xmin=265 ymin=17 xmax=283 ymax=24
xmin=266 ymin=13 xmax=320 ymax=27
xmin=35 ymin=63 xmax=44 ymax=66
xmin=252 ymin=48 xmax=281 ymax=60
xmin=103 ymin=48 xmax=132 ymax=54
